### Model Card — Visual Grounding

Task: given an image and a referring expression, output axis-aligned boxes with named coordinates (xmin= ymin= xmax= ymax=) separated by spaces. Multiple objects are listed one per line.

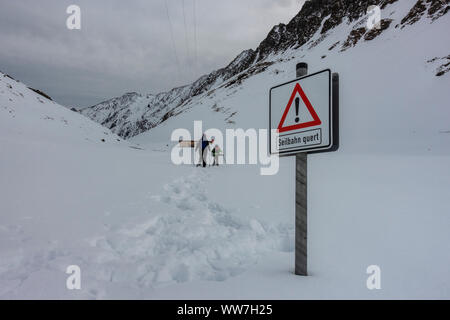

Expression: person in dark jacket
xmin=195 ymin=133 xmax=210 ymax=167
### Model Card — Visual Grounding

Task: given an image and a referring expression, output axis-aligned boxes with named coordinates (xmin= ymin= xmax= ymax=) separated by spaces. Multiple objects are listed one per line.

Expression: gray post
xmin=295 ymin=62 xmax=308 ymax=276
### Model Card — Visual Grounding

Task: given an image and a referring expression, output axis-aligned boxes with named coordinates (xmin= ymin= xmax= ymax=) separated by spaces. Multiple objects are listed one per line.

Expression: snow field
xmin=85 ymin=168 xmax=293 ymax=290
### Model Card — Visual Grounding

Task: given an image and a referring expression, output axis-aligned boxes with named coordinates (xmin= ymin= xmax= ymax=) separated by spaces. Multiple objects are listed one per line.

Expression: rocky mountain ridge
xmin=81 ymin=0 xmax=449 ymax=139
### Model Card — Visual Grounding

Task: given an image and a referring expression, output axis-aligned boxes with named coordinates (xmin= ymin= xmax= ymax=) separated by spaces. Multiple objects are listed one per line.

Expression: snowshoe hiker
xmin=211 ymin=145 xmax=222 ymax=166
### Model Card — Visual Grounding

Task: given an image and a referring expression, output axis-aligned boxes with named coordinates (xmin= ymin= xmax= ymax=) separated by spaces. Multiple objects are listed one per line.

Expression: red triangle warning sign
xmin=277 ymin=83 xmax=321 ymax=133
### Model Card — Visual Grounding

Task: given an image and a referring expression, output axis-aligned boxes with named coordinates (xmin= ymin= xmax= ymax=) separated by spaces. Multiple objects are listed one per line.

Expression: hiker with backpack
xmin=209 ymin=137 xmax=223 ymax=166
xmin=211 ymin=145 xmax=222 ymax=166
xmin=195 ymin=133 xmax=210 ymax=167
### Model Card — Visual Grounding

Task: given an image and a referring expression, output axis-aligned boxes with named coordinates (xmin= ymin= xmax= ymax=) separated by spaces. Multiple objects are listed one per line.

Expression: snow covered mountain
xmin=80 ymin=48 xmax=260 ymax=138
xmin=81 ymin=0 xmax=449 ymax=139
xmin=0 ymin=71 xmax=128 ymax=147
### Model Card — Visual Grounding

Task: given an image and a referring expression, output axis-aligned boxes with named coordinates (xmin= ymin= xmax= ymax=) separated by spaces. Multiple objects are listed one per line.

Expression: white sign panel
xmin=270 ymin=69 xmax=333 ymax=155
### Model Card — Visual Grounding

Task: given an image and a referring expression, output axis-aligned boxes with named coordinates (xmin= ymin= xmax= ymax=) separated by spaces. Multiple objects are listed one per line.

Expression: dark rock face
xmin=427 ymin=55 xmax=450 ymax=76
xmin=428 ymin=0 xmax=450 ymax=19
xmin=364 ymin=19 xmax=393 ymax=40
xmin=255 ymin=0 xmax=393 ymax=61
xmin=188 ymin=49 xmax=258 ymax=98
xmin=401 ymin=0 xmax=429 ymax=26
xmin=341 ymin=27 xmax=367 ymax=51
xmin=28 ymin=87 xmax=52 ymax=101
xmin=222 ymin=61 xmax=274 ymax=89
xmin=401 ymin=0 xmax=449 ymax=27
xmin=328 ymin=41 xmax=340 ymax=51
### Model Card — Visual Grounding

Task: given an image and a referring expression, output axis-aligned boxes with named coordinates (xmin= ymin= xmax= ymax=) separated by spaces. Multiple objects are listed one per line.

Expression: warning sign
xmin=277 ymin=83 xmax=322 ymax=133
xmin=270 ymin=69 xmax=337 ymax=155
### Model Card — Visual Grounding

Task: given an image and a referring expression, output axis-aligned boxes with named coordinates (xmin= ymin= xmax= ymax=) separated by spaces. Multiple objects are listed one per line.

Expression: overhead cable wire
xmin=181 ymin=0 xmax=192 ymax=77
xmin=164 ymin=0 xmax=182 ymax=80
xmin=193 ymin=0 xmax=198 ymax=74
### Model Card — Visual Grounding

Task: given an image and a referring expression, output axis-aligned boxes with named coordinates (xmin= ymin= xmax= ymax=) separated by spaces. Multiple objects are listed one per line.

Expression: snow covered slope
xmin=129 ymin=0 xmax=450 ymax=299
xmin=0 ymin=71 xmax=127 ymax=147
xmin=0 ymin=72 xmax=294 ymax=299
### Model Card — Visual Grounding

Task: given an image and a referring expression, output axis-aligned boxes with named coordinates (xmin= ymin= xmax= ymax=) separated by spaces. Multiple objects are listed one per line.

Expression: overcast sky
xmin=0 ymin=0 xmax=304 ymax=107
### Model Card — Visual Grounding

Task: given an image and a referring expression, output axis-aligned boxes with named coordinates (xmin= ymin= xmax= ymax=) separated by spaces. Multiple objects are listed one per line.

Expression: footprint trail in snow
xmin=0 ymin=169 xmax=294 ymax=298
xmin=89 ymin=169 xmax=294 ymax=289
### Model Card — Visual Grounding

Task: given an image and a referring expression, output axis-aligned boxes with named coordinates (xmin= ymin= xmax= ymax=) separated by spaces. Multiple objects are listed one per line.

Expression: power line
xmin=163 ymin=0 xmax=182 ymax=81
xmin=193 ymin=0 xmax=198 ymax=74
xmin=181 ymin=0 xmax=192 ymax=76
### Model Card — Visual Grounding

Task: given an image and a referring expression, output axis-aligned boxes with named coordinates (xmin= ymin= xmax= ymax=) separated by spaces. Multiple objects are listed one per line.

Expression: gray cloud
xmin=0 ymin=0 xmax=304 ymax=107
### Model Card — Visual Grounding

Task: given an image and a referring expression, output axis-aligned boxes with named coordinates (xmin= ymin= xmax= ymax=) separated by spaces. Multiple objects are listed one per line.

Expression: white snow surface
xmin=1 ymin=0 xmax=450 ymax=299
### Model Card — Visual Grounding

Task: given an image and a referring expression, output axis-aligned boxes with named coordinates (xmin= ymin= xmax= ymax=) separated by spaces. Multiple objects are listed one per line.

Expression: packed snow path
xmin=87 ymin=169 xmax=293 ymax=291
xmin=0 ymin=159 xmax=293 ymax=299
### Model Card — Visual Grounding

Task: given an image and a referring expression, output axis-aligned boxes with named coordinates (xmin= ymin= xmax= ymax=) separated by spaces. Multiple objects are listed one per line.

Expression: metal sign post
xmin=269 ymin=63 xmax=339 ymax=276
xmin=295 ymin=63 xmax=308 ymax=276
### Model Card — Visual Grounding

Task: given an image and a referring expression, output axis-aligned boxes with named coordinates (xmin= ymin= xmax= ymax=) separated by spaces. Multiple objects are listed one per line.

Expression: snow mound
xmin=87 ymin=169 xmax=293 ymax=288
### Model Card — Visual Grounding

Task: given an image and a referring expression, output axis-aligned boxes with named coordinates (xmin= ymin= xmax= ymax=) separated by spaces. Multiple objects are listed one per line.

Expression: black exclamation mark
xmin=295 ymin=97 xmax=300 ymax=123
